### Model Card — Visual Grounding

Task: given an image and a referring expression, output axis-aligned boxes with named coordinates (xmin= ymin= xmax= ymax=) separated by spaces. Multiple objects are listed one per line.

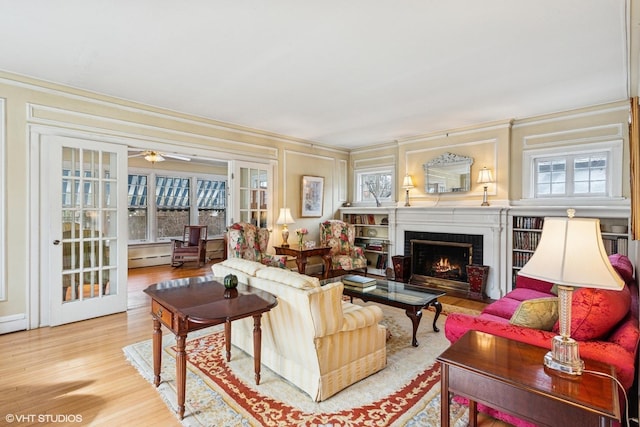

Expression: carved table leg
xmin=405 ymin=307 xmax=422 ymax=347
xmin=321 ymin=254 xmax=332 ymax=279
xmin=295 ymin=256 xmax=308 ymax=275
xmin=253 ymin=314 xmax=263 ymax=385
xmin=152 ymin=318 xmax=162 ymax=387
xmin=225 ymin=320 xmax=232 ymax=362
xmin=175 ymin=334 xmax=187 ymax=420
xmin=430 ymin=300 xmax=442 ymax=332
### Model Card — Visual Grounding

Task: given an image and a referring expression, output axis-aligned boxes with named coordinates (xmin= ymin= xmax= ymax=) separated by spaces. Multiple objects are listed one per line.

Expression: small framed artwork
xmin=301 ymin=175 xmax=324 ymax=217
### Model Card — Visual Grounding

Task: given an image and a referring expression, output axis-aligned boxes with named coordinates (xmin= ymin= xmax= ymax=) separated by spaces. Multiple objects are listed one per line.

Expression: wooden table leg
xmin=253 ymin=314 xmax=263 ymax=385
xmin=152 ymin=318 xmax=162 ymax=387
xmin=405 ymin=307 xmax=423 ymax=347
xmin=175 ymin=334 xmax=187 ymax=420
xmin=441 ymin=362 xmax=450 ymax=427
xmin=430 ymin=300 xmax=442 ymax=332
xmin=469 ymin=399 xmax=478 ymax=427
xmin=225 ymin=320 xmax=232 ymax=362
xmin=321 ymin=253 xmax=332 ymax=279
xmin=295 ymin=255 xmax=308 ymax=275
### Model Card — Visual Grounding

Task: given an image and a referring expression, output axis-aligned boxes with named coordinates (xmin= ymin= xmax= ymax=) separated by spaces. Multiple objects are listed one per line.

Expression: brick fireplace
xmin=394 ymin=206 xmax=508 ymax=299
xmin=406 ymin=232 xmax=483 ymax=293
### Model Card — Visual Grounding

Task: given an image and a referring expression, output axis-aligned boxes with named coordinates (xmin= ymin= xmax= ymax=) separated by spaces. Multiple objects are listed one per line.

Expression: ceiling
xmin=0 ymin=1 xmax=636 ymax=150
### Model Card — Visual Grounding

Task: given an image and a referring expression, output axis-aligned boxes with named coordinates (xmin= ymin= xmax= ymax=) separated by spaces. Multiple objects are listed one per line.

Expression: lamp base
xmin=481 ymin=186 xmax=489 ymax=206
xmin=543 ymin=335 xmax=584 ymax=376
xmin=281 ymin=229 xmax=290 ymax=247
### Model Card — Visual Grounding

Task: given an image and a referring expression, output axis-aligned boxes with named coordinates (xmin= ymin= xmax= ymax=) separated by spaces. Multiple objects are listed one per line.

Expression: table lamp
xmin=402 ymin=174 xmax=415 ymax=207
xmin=518 ymin=209 xmax=624 ymax=376
xmin=477 ymin=167 xmax=493 ymax=206
xmin=276 ymin=208 xmax=295 ymax=247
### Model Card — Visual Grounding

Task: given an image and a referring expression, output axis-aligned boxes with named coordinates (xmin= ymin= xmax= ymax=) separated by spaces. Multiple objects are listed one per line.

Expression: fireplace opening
xmin=411 ymin=239 xmax=472 ymax=290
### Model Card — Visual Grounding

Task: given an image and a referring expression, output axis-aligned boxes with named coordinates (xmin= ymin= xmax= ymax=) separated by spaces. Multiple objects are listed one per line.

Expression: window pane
xmin=128 ymin=208 xmax=147 ymax=240
xmin=157 ymin=210 xmax=189 ymax=239
xmin=551 ymin=182 xmax=565 ymax=194
xmin=574 ymin=181 xmax=589 ymax=193
xmin=358 ymin=171 xmax=392 ymax=203
xmin=536 ymin=184 xmax=550 ymax=195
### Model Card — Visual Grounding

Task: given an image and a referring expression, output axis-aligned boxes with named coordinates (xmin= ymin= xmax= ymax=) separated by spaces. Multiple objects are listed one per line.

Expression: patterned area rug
xmin=124 ymin=302 xmax=475 ymax=426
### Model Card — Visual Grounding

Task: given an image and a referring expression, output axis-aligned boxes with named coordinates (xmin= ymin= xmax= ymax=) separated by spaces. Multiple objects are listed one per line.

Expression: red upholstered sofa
xmin=444 ymin=254 xmax=639 ymax=427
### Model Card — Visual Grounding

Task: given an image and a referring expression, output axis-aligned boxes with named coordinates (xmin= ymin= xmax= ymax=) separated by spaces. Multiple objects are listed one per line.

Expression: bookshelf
xmin=511 ymin=213 xmax=630 ymax=288
xmin=340 ymin=208 xmax=394 ymax=276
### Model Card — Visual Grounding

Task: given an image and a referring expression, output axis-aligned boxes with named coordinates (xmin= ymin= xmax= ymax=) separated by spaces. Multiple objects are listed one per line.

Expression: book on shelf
xmin=343 ymin=284 xmax=377 ymax=293
xmin=342 ymin=274 xmax=377 ymax=287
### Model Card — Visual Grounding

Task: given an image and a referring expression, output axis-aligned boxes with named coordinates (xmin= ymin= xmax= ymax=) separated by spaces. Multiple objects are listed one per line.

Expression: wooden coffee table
xmin=437 ymin=330 xmax=620 ymax=427
xmin=338 ymin=278 xmax=444 ymax=347
xmin=144 ymin=275 xmax=278 ymax=420
xmin=273 ymin=244 xmax=332 ymax=279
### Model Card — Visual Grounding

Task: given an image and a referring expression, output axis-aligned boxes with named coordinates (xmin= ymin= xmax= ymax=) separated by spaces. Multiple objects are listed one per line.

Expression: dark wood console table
xmin=273 ymin=244 xmax=332 ymax=279
xmin=144 ymin=275 xmax=277 ymax=420
xmin=437 ymin=330 xmax=620 ymax=427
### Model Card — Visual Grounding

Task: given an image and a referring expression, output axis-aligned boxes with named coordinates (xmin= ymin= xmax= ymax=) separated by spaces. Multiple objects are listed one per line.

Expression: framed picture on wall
xmin=301 ymin=175 xmax=324 ymax=217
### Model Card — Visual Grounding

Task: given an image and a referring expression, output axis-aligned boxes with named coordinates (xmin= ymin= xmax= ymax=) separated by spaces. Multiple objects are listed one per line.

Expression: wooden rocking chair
xmin=171 ymin=225 xmax=208 ymax=267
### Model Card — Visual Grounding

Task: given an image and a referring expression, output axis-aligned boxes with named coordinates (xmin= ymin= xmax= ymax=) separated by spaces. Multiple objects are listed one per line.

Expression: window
xmin=523 ymin=141 xmax=622 ymax=200
xmin=127 ymin=171 xmax=227 ymax=243
xmin=355 ymin=168 xmax=394 ymax=205
xmin=156 ymin=175 xmax=190 ymax=240
xmin=127 ymin=174 xmax=148 ymax=241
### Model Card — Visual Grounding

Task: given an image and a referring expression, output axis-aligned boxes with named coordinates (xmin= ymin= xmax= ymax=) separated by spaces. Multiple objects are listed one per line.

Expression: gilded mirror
xmin=423 ymin=152 xmax=474 ymax=194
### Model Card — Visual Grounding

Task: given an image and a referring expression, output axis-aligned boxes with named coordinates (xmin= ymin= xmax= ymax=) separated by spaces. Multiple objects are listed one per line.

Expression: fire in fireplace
xmin=411 ymin=240 xmax=472 ymax=290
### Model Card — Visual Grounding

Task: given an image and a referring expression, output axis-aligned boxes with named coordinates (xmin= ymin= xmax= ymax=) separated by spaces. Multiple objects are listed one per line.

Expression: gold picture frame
xmin=301 ymin=175 xmax=324 ymax=217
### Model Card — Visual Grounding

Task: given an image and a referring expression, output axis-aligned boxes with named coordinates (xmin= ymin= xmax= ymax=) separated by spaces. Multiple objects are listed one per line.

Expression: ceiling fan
xmin=128 ymin=149 xmax=191 ymax=164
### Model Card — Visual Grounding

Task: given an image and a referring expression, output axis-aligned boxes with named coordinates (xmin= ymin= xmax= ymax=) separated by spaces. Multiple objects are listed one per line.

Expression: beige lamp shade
xmin=477 ymin=167 xmax=493 ymax=184
xmin=276 ymin=208 xmax=294 ymax=225
xmin=518 ymin=216 xmax=624 ymax=290
xmin=402 ymin=174 xmax=415 ymax=189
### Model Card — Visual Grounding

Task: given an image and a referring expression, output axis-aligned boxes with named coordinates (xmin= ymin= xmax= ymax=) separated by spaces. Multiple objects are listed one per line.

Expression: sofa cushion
xmin=482 ymin=297 xmax=522 ymax=319
xmin=515 ymin=275 xmax=555 ymax=293
xmin=506 ymin=287 xmax=555 ymax=302
xmin=509 ymin=297 xmax=558 ymax=331
xmin=255 ymin=266 xmax=320 ymax=289
xmin=609 ymin=253 xmax=634 ymax=282
xmin=220 ymin=258 xmax=265 ymax=275
xmin=609 ymin=313 xmax=640 ymax=356
xmin=553 ymin=285 xmax=632 ymax=340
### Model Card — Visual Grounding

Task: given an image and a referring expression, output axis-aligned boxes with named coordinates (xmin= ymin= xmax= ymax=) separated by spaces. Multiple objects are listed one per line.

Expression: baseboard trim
xmin=0 ymin=313 xmax=27 ymax=334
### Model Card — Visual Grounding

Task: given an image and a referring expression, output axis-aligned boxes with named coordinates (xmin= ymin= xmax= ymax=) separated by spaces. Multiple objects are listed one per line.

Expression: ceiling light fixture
xmin=144 ymin=151 xmax=165 ymax=164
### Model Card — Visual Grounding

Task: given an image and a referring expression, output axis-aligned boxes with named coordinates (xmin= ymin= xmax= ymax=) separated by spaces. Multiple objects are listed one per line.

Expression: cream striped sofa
xmin=212 ymin=258 xmax=387 ymax=401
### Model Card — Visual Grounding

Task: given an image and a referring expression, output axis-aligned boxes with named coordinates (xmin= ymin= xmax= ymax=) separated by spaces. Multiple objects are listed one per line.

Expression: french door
xmin=43 ymin=135 xmax=128 ymax=326
xmin=229 ymin=161 xmax=272 ymax=228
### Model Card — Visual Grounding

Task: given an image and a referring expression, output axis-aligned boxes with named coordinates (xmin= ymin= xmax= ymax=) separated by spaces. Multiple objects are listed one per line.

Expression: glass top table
xmin=323 ymin=276 xmax=445 ymax=347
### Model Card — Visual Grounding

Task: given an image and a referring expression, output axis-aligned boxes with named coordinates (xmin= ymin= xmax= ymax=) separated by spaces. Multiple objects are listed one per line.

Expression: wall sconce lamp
xmin=276 ymin=208 xmax=295 ymax=247
xmin=518 ymin=209 xmax=624 ymax=376
xmin=402 ymin=174 xmax=415 ymax=207
xmin=477 ymin=167 xmax=494 ymax=206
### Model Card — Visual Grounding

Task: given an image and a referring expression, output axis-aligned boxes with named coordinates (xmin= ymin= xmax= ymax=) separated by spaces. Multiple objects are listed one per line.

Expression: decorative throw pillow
xmin=609 ymin=254 xmax=634 ymax=282
xmin=509 ymin=297 xmax=559 ymax=331
xmin=552 ymin=285 xmax=631 ymax=340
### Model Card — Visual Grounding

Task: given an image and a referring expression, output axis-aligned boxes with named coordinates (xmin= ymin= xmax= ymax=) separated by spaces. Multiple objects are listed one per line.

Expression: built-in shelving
xmin=510 ymin=212 xmax=630 ymax=288
xmin=340 ymin=208 xmax=395 ymax=276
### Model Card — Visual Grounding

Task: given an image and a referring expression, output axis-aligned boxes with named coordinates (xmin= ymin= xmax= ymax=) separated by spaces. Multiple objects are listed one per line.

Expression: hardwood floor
xmin=0 ymin=261 xmax=505 ymax=426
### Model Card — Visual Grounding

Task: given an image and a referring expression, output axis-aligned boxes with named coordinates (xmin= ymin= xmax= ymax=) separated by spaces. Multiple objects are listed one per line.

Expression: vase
xmin=298 ymin=236 xmax=304 ymax=247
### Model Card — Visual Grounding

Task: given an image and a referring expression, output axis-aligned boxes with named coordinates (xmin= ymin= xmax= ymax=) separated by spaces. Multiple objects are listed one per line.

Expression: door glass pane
xmin=61 ymin=147 xmax=116 ymax=303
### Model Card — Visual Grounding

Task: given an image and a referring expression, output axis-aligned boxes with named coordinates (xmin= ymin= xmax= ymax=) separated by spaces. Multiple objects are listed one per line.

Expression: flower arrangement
xmin=295 ymin=228 xmax=308 ymax=246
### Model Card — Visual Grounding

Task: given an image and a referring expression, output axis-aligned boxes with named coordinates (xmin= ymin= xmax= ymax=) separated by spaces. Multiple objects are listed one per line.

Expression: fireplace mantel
xmin=394 ymin=206 xmax=508 ymax=299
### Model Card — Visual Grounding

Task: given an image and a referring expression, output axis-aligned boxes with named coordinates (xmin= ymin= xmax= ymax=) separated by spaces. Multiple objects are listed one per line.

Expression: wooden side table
xmin=437 ymin=330 xmax=620 ymax=427
xmin=273 ymin=244 xmax=332 ymax=279
xmin=144 ymin=276 xmax=277 ymax=420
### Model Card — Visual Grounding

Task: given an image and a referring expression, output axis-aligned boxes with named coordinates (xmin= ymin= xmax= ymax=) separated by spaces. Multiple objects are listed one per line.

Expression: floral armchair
xmin=319 ymin=220 xmax=367 ymax=275
xmin=226 ymin=222 xmax=287 ymax=268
